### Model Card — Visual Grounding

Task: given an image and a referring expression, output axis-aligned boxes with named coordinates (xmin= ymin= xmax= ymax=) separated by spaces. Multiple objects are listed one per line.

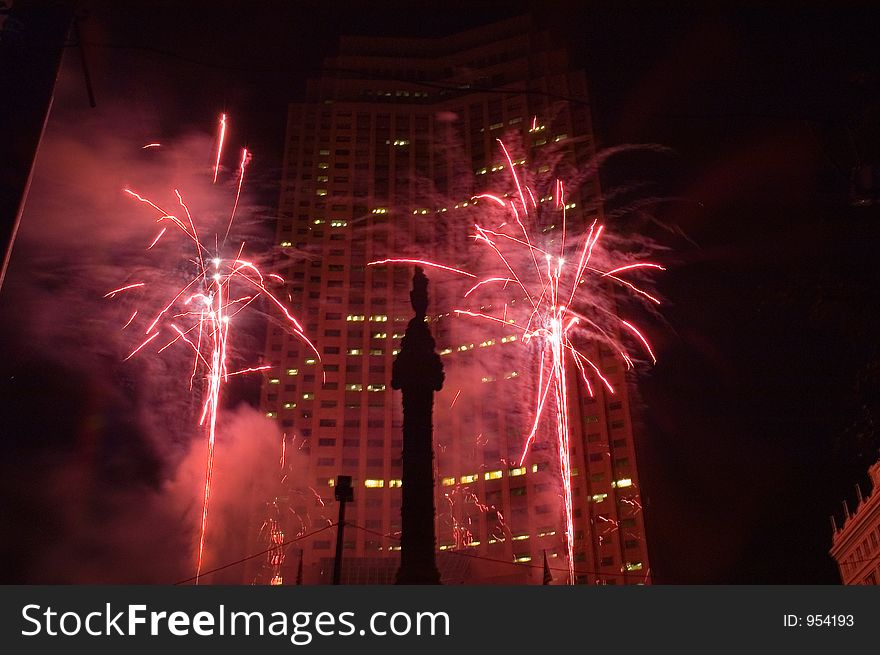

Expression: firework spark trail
xmin=223 ymin=148 xmax=250 ymax=245
xmin=108 ymin=124 xmax=316 ymax=584
xmin=370 ymin=138 xmax=663 ymax=584
xmin=441 ymin=485 xmax=508 ymax=550
xmin=212 ymin=113 xmax=227 ymax=184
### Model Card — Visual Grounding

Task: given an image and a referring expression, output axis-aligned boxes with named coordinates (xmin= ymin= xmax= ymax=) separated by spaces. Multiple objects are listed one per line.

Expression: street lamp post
xmin=332 ymin=474 xmax=353 ymax=585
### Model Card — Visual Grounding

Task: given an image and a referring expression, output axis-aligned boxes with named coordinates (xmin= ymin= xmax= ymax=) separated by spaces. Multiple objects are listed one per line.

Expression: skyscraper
xmin=257 ymin=15 xmax=651 ymax=585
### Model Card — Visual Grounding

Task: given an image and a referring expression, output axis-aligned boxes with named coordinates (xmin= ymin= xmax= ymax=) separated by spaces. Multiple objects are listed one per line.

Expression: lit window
xmin=364 ymin=479 xmax=384 ymax=488
xmin=514 ymin=554 xmax=532 ymax=563
xmin=512 ymin=534 xmax=529 ymax=541
xmin=370 ymin=315 xmax=388 ymax=322
xmin=368 ymin=349 xmax=383 ymax=356
xmin=625 ymin=562 xmax=643 ymax=571
xmin=371 ymin=207 xmax=387 ymax=214
xmin=318 ymin=162 xmax=329 ymax=169
xmin=283 ymin=402 xmax=297 ymax=410
xmin=345 ymin=384 xmax=363 ymax=391
xmin=389 ymin=479 xmax=402 ymax=488
xmin=280 ymin=240 xmax=293 ymax=247
xmin=265 ymin=412 xmax=277 ymax=418
xmin=286 ymin=368 xmax=299 ymax=376
xmin=441 ymin=477 xmax=456 ymax=486
xmin=509 ymin=467 xmax=526 ymax=477
xmin=347 ymin=348 xmax=362 ymax=355
xmin=312 ymin=218 xmax=325 ymax=225
xmin=613 ymin=478 xmax=633 ymax=489
xmin=460 ymin=474 xmax=478 ymax=484
xmin=316 ymin=189 xmax=327 ymax=196
xmin=484 ymin=470 xmax=503 ymax=480
xmin=268 ymin=378 xmax=281 ymax=385
xmin=367 ymin=384 xmax=386 ymax=392
xmin=346 ymin=314 xmax=365 ymax=321
xmin=372 ymin=332 xmax=387 ymax=339
xmin=330 ymin=220 xmax=348 ymax=228
xmin=305 ymin=358 xmax=316 ymax=365
xmin=591 ymin=493 xmax=608 ymax=503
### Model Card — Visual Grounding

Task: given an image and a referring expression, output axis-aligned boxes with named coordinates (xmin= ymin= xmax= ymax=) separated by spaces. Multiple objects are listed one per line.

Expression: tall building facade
xmin=830 ymin=458 xmax=880 ymax=585
xmin=256 ymin=16 xmax=651 ymax=585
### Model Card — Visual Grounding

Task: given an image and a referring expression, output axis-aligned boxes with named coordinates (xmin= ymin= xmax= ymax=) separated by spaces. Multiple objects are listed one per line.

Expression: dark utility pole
xmin=332 ymin=474 xmax=353 ymax=585
xmin=393 ymin=267 xmax=443 ymax=584
xmin=0 ymin=0 xmax=76 ymax=294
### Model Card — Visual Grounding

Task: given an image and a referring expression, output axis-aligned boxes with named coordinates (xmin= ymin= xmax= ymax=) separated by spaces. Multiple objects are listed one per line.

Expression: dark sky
xmin=3 ymin=0 xmax=880 ymax=583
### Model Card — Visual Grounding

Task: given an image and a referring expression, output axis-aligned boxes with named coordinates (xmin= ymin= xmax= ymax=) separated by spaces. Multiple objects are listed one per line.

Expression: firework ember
xmin=107 ymin=117 xmax=317 ymax=583
xmin=371 ymin=138 xmax=663 ymax=584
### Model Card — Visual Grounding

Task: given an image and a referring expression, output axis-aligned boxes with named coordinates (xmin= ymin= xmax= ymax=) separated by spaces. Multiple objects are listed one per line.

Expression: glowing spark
xmin=142 ymin=143 xmax=161 ymax=149
xmin=620 ymin=320 xmax=657 ymax=364
xmin=464 ymin=276 xmax=514 ymax=298
xmin=223 ymin=147 xmax=249 ymax=244
xmin=368 ymin=258 xmax=477 ymax=279
xmin=121 ymin=310 xmax=138 ymax=330
xmin=226 ymin=364 xmax=272 ymax=377
xmin=147 ymin=227 xmax=167 ymax=250
xmin=104 ymin=282 xmax=145 ymax=298
xmin=473 ymin=193 xmax=507 ymax=207
xmin=601 ymin=263 xmax=666 ymax=277
xmin=123 ymin=331 xmax=160 ymax=361
xmin=212 ymin=113 xmax=227 ymax=184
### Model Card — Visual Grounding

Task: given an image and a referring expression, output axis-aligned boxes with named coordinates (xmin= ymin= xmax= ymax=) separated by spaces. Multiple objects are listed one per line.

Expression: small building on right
xmin=830 ymin=458 xmax=880 ymax=584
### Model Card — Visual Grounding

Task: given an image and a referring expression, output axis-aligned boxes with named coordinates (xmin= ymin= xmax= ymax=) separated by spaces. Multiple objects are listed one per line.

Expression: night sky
xmin=2 ymin=0 xmax=879 ymax=584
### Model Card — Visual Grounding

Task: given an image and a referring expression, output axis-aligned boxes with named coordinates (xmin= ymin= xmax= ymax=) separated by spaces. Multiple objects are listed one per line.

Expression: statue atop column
xmin=393 ymin=266 xmax=443 ymax=584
